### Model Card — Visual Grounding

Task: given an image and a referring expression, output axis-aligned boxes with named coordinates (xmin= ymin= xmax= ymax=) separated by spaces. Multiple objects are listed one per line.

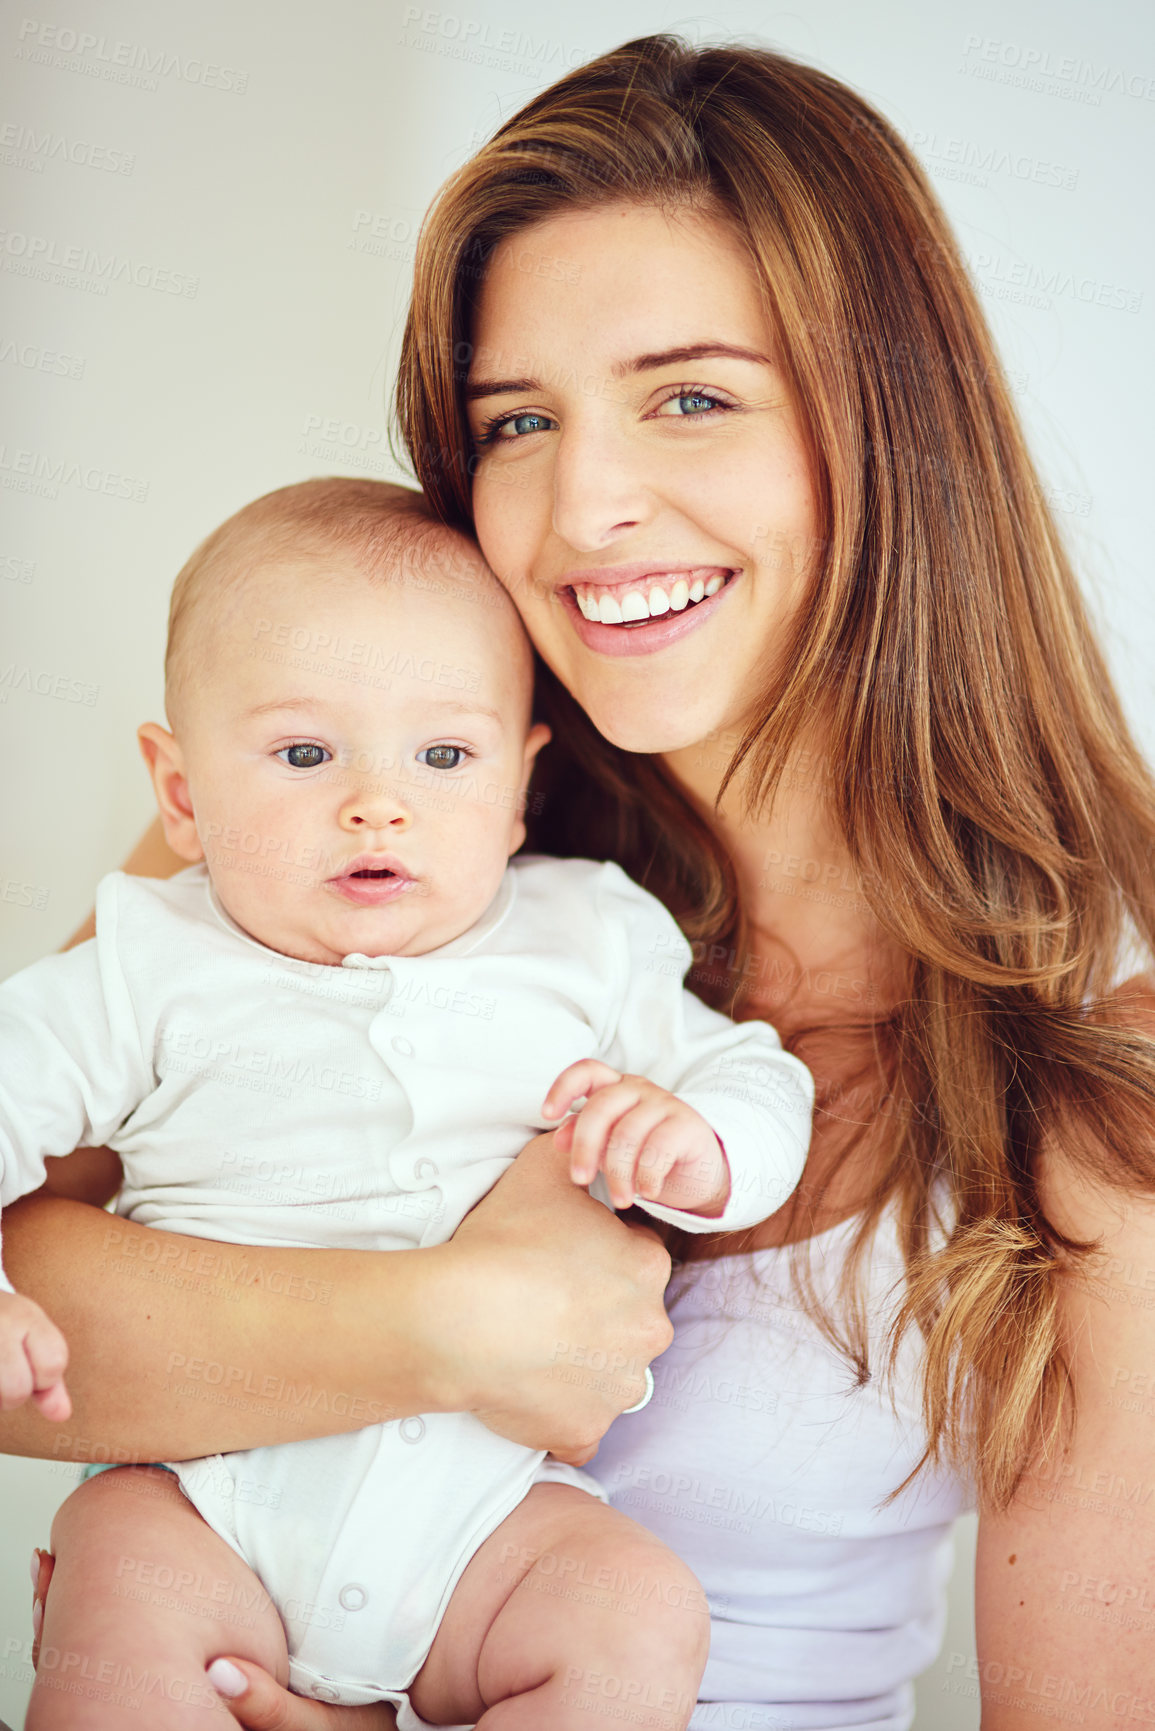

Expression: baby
xmin=2 ymin=479 xmax=814 ymax=1729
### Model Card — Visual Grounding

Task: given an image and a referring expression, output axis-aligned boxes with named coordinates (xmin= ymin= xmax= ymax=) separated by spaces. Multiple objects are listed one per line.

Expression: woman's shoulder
xmin=1040 ymin=967 xmax=1155 ymax=1269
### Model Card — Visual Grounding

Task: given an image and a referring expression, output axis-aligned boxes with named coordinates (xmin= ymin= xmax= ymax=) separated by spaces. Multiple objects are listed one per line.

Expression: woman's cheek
xmin=474 ymin=469 xmax=544 ymax=593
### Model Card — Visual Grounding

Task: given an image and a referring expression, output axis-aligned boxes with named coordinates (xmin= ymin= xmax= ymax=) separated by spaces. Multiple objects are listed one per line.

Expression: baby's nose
xmin=338 ymin=784 xmax=412 ymax=831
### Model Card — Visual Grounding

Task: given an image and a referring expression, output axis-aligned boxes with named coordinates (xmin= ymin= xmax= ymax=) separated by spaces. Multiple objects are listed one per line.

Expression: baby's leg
xmin=27 ymin=1465 xmax=290 ymax=1730
xmin=409 ymin=1482 xmax=709 ymax=1730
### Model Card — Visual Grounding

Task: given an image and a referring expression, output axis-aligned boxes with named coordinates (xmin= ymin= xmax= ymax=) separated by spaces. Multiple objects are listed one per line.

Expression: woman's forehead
xmin=473 ymin=203 xmax=769 ymax=360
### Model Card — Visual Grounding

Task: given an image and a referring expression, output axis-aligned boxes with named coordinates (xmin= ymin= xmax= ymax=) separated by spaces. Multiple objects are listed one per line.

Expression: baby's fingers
xmin=32 ymin=1380 xmax=72 ymax=1422
xmin=0 ymin=1297 xmax=71 ymax=1416
xmin=551 ymin=1114 xmax=576 ymax=1156
xmin=567 ymin=1080 xmax=643 ymax=1189
xmin=634 ymin=1117 xmax=720 ymax=1208
xmin=26 ymin=1307 xmax=69 ymax=1385
xmin=602 ymin=1102 xmax=675 ymax=1208
xmin=632 ymin=1122 xmax=689 ymax=1203
xmin=542 ymin=1058 xmax=623 ymax=1122
xmin=0 ymin=1317 xmax=34 ymax=1409
xmin=26 ymin=1310 xmax=71 ymax=1421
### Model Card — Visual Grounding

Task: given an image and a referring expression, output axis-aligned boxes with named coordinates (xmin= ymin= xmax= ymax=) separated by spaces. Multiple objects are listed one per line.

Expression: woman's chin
xmin=583 ymin=695 xmax=722 ymax=758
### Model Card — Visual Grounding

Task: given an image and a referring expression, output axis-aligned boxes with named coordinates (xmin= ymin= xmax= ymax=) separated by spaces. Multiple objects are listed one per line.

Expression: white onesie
xmin=0 ymin=854 xmax=814 ymax=1714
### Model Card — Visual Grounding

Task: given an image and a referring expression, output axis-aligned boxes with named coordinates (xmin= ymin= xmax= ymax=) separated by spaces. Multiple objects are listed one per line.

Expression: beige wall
xmin=2 ymin=0 xmax=1150 ymax=1723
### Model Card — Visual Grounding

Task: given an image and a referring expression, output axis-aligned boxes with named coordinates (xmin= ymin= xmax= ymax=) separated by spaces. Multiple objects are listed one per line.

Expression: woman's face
xmin=467 ymin=202 xmax=820 ymax=755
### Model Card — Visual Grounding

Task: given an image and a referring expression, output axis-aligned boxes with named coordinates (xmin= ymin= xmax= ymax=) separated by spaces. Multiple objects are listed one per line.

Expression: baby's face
xmin=173 ymin=553 xmax=546 ymax=965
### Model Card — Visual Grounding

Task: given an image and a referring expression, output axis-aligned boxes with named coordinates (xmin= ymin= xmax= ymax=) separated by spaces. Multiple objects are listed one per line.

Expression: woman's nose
xmin=550 ymin=420 xmax=656 ymax=553
xmin=338 ymin=781 xmax=412 ymax=833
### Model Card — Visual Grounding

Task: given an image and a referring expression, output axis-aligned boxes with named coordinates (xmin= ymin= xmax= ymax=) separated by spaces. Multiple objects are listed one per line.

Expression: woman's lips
xmin=559 ymin=567 xmax=738 ymax=658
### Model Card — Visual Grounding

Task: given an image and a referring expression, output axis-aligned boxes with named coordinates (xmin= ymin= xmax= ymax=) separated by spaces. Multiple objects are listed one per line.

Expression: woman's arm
xmin=0 ymin=1132 xmax=673 ymax=1464
xmin=975 ymin=1074 xmax=1155 ymax=1724
xmin=2 ymin=813 xmax=672 ymax=1463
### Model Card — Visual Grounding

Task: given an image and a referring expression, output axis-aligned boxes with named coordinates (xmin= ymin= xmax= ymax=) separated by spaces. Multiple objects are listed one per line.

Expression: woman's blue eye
xmin=479 ymin=411 xmax=556 ymax=443
xmin=418 ymin=744 xmax=467 ymax=771
xmin=277 ymin=743 xmax=330 ymax=769
xmin=668 ymin=392 xmax=719 ymax=415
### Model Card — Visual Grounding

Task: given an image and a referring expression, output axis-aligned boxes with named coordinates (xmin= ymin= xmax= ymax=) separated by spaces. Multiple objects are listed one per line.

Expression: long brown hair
xmin=394 ymin=34 xmax=1155 ymax=1508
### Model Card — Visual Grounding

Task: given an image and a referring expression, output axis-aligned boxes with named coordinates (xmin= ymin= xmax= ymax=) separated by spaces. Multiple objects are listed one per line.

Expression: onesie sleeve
xmin=595 ymin=864 xmax=814 ymax=1234
xmin=0 ymin=873 xmax=151 ymax=1290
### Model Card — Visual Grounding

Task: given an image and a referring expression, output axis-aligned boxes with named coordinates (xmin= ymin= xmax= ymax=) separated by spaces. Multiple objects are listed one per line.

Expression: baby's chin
xmin=219 ymin=899 xmax=466 ymax=967
xmin=209 ymin=865 xmax=511 ymax=965
xmin=203 ymin=883 xmax=365 ymax=967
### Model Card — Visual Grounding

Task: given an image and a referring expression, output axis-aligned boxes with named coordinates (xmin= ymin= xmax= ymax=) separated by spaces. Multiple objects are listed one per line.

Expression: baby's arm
xmin=566 ymin=863 xmax=817 ymax=1233
xmin=0 ymin=894 xmax=154 ymax=1418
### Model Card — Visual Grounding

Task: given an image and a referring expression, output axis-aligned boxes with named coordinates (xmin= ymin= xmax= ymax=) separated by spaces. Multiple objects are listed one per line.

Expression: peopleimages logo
xmin=0 ymin=443 xmax=148 ymax=502
xmin=0 ymin=121 xmax=135 ymax=175
xmin=0 ymin=228 xmax=198 ymax=298
xmin=13 ymin=18 xmax=249 ymax=94
xmin=398 ymin=7 xmax=585 ymax=76
xmin=959 ymin=34 xmax=1155 ymax=104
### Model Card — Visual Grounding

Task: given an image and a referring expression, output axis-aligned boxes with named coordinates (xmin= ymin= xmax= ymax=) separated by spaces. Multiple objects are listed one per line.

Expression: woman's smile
xmin=561 ymin=562 xmax=740 ymax=658
xmin=468 ymin=201 xmax=819 ymax=753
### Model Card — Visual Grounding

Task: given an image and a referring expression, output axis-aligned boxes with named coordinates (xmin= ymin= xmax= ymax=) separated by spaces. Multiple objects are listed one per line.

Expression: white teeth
xmin=573 ymin=571 xmax=729 ymax=624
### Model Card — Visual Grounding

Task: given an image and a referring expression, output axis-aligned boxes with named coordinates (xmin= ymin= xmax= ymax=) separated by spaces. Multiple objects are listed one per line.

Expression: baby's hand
xmin=0 ymin=1290 xmax=71 ymax=1421
xmin=543 ymin=1060 xmax=730 ymax=1217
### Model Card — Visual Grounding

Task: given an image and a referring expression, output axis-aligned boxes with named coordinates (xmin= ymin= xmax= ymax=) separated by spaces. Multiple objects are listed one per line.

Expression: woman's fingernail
xmin=206 ymin=1658 xmax=248 ymax=1698
xmin=30 ymin=1550 xmax=41 ymax=1589
xmin=32 ymin=1599 xmax=42 ymax=1637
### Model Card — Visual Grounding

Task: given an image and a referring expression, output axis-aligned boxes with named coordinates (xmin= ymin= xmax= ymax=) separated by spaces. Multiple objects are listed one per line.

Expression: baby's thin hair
xmin=165 ymin=476 xmax=497 ymax=722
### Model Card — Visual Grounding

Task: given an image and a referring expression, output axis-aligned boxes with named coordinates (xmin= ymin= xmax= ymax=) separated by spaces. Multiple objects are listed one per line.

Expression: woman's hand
xmin=206 ymin=1658 xmax=398 ymax=1728
xmin=31 ymin=1550 xmax=397 ymax=1728
xmin=442 ymin=1129 xmax=674 ymax=1464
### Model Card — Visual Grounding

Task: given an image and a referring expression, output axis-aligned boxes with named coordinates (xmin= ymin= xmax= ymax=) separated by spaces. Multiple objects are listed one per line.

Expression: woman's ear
xmin=508 ymin=721 xmax=552 ymax=858
xmin=137 ymin=723 xmax=204 ymax=863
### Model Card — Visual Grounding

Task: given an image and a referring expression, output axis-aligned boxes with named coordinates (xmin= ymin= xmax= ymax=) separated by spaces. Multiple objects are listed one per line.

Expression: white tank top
xmin=585 ymin=1204 xmax=974 ymax=1731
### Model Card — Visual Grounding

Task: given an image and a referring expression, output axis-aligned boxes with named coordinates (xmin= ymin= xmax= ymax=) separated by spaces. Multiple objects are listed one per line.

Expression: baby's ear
xmin=508 ymin=722 xmax=552 ymax=859
xmin=522 ymin=721 xmax=552 ymax=777
xmin=137 ymin=723 xmax=204 ymax=863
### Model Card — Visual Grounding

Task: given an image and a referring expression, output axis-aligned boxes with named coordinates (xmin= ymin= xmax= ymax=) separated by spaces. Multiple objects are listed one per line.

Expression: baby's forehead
xmin=250 ymin=541 xmax=521 ymax=641
xmin=216 ymin=537 xmax=533 ymax=716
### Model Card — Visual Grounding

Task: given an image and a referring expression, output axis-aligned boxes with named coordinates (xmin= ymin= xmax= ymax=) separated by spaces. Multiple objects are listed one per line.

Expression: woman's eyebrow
xmin=618 ymin=342 xmax=773 ymax=374
xmin=465 ymin=375 xmax=537 ymax=401
xmin=465 ymin=342 xmax=773 ymax=401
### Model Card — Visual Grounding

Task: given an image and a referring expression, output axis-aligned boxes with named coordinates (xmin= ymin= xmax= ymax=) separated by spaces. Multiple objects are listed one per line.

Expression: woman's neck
xmin=663 ymin=731 xmax=908 ymax=1036
xmin=664 ymin=732 xmax=911 ymax=1254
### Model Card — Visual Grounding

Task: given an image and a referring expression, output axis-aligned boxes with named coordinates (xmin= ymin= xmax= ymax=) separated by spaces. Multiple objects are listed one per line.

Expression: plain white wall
xmin=1 ymin=0 xmax=1151 ymax=1724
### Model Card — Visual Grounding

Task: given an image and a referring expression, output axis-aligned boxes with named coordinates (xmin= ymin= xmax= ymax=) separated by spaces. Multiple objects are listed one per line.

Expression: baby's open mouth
xmin=570 ymin=569 xmax=734 ymax=627
xmin=327 ymin=856 xmax=416 ymax=906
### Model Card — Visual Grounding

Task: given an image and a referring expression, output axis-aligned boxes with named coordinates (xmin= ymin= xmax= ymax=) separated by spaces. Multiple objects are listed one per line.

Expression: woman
xmin=18 ymin=33 xmax=1155 ymax=1729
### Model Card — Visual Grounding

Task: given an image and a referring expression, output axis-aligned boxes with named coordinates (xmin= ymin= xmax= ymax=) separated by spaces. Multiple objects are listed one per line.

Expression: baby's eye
xmin=417 ymin=744 xmax=468 ymax=771
xmin=276 ymin=743 xmax=331 ymax=769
